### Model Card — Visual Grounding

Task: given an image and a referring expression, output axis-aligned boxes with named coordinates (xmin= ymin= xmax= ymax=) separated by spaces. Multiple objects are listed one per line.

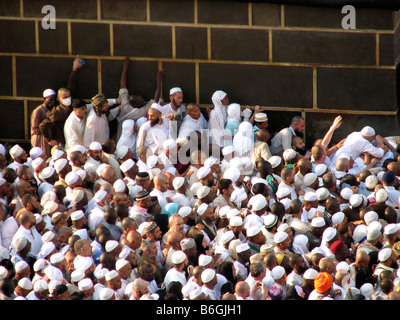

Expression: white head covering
xmin=226 ymin=103 xmax=241 ymax=123
xmin=292 ymin=234 xmax=309 ymax=255
xmin=211 ymin=90 xmax=228 ymax=129
xmin=116 ymin=119 xmax=136 ymax=153
xmin=360 ymin=126 xmax=375 ymax=137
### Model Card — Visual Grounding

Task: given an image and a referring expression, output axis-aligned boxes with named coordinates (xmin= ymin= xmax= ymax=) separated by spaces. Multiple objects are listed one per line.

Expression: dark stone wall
xmin=0 ymin=0 xmax=399 ymax=151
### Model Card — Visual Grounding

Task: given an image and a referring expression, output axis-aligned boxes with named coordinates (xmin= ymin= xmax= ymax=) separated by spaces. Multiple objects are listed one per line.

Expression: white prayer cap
xmin=32 ymin=157 xmax=44 ymax=169
xmin=304 ymin=192 xmax=318 ymax=202
xmin=340 ymin=187 xmax=353 ymax=201
xmin=336 ymin=261 xmax=350 ymax=273
xmin=115 ymin=259 xmax=130 ymax=271
xmin=311 ymin=247 xmax=326 ymax=256
xmin=77 ymin=278 xmax=93 ymax=292
xmin=93 ymin=189 xmax=107 ymax=203
xmin=227 ymin=208 xmax=240 ymax=219
xmin=316 ymin=187 xmax=330 ymax=201
xmin=48 ymin=280 xmax=61 ymax=295
xmin=197 ymin=203 xmax=209 ymax=216
xmin=34 ymin=279 xmax=49 ymax=292
xmin=304 ymin=268 xmax=319 ymax=280
xmin=197 ymin=186 xmax=211 ymax=199
xmin=231 ymin=188 xmax=247 ymax=205
xmin=105 ymin=270 xmax=119 ymax=281
xmin=369 ymin=220 xmax=382 ymax=232
xmin=349 ymin=194 xmax=363 ymax=208
xmin=129 ymin=185 xmax=143 ymax=199
xmin=274 ymin=231 xmax=288 ymax=244
xmin=375 ymin=188 xmax=388 ymax=203
xmin=268 ymin=156 xmax=282 ymax=169
xmin=364 ymin=211 xmax=379 ymax=225
xmin=100 ymin=287 xmax=115 ymax=300
xmin=65 ymin=171 xmax=79 ymax=186
xmin=33 ymin=258 xmax=46 ymax=272
xmin=198 ymin=254 xmax=213 ymax=267
xmin=116 ymin=145 xmax=129 ymax=159
xmin=222 ymin=230 xmax=235 ymax=244
xmin=367 ymin=227 xmax=380 ymax=242
xmin=218 ymin=206 xmax=230 ymax=219
xmin=236 ymin=243 xmax=251 ymax=253
xmin=120 ymin=158 xmax=135 ymax=173
xmin=163 ymin=138 xmax=177 ymax=150
xmin=277 ymin=223 xmax=290 ymax=233
xmin=171 ymin=250 xmax=187 ymax=264
xmin=34 ymin=214 xmax=42 ymax=225
xmin=44 ymin=265 xmax=63 ymax=281
xmin=14 ymin=237 xmax=28 ymax=251
xmin=384 ymin=223 xmax=399 ymax=235
xmin=264 ymin=214 xmax=278 ymax=228
xmin=304 ymin=173 xmax=318 ymax=187
xmin=41 ymin=230 xmax=56 ymax=243
xmin=0 ymin=266 xmax=7 ymax=281
xmin=105 ymin=240 xmax=119 ymax=252
xmin=43 ymin=88 xmax=56 ymax=97
xmin=189 ymin=288 xmax=203 ymax=300
xmin=9 ymin=144 xmax=24 ymax=158
xmin=283 ymin=148 xmax=298 ymax=161
xmin=267 ymin=198 xmax=284 ymax=218
xmin=197 ymin=166 xmax=211 ymax=179
xmin=150 ymin=102 xmax=163 ymax=113
xmin=229 ymin=216 xmax=243 ymax=227
xmin=247 ymin=225 xmax=261 ymax=237
xmin=323 ymin=227 xmax=337 ymax=241
xmin=271 ymin=265 xmax=285 ymax=280
xmin=332 ymin=212 xmax=345 ymax=226
xmin=178 ymin=206 xmax=192 ymax=218
xmin=95 ymin=267 xmax=109 ymax=280
xmin=30 ymin=147 xmax=43 ymax=160
xmin=365 ymin=175 xmax=378 ymax=189
xmin=360 ymin=283 xmax=374 ymax=299
xmin=276 ymin=187 xmax=291 ymax=199
xmin=230 ymin=157 xmax=244 ymax=170
xmin=39 ymin=242 xmax=56 ymax=258
xmin=50 ymin=252 xmax=65 ymax=264
xmin=0 ymin=144 xmax=5 ymax=156
xmin=71 ymin=269 xmax=85 ymax=283
xmin=201 ymin=268 xmax=216 ymax=284
xmin=138 ymin=222 xmax=150 ymax=236
xmin=71 ymin=210 xmax=85 ymax=221
xmin=204 ymin=156 xmax=218 ymax=168
xmin=311 ymin=217 xmax=326 ymax=228
xmin=250 ymin=194 xmax=268 ymax=211
xmin=353 ymin=224 xmax=368 ymax=244
xmin=254 ymin=112 xmax=268 ymax=122
xmin=54 ymin=158 xmax=68 ymax=173
xmin=43 ymin=200 xmax=58 ymax=215
xmin=190 ymin=181 xmax=202 ymax=195
xmin=52 ymin=148 xmax=65 ymax=162
xmin=89 ymin=141 xmax=102 ymax=151
xmin=172 ymin=176 xmax=185 ymax=190
xmin=113 ymin=179 xmax=126 ymax=193
xmin=360 ymin=126 xmax=375 ymax=137
xmin=146 ymin=155 xmax=158 ymax=169
xmin=180 ymin=238 xmax=196 ymax=251
xmin=378 ymin=248 xmax=393 ymax=262
xmin=314 ymin=164 xmax=327 ymax=177
xmin=169 ymin=87 xmax=182 ymax=95
xmin=40 ymin=167 xmax=55 ymax=180
xmin=222 ymin=145 xmax=234 ymax=156
xmin=223 ymin=167 xmax=241 ymax=184
xmin=18 ymin=277 xmax=33 ymax=290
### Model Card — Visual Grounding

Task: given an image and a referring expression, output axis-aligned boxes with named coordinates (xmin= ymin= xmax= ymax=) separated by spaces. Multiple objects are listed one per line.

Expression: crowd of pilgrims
xmin=1 ymin=55 xmax=400 ymax=301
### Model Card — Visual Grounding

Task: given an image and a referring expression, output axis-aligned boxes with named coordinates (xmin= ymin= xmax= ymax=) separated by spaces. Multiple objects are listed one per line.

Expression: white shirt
xmin=163 ymin=267 xmax=187 ymax=289
xmin=136 ymin=119 xmax=172 ymax=155
xmin=181 ymin=276 xmax=201 ymax=298
xmin=1 ymin=216 xmax=18 ymax=251
xmin=384 ymin=186 xmax=400 ymax=206
xmin=150 ymin=188 xmax=170 ymax=209
xmin=179 ymin=114 xmax=208 ymax=138
xmin=208 ymin=109 xmax=225 ymax=147
xmin=64 ymin=110 xmax=86 ymax=150
xmin=88 ymin=206 xmax=106 ymax=231
xmin=234 ymin=260 xmax=249 ymax=281
xmin=286 ymin=271 xmax=304 ymax=287
xmin=11 ymin=225 xmax=43 ymax=256
xmin=161 ymin=103 xmax=186 ymax=117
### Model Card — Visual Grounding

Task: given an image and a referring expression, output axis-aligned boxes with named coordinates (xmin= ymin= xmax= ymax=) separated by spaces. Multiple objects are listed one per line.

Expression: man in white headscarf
xmin=208 ymin=90 xmax=229 ymax=148
xmin=136 ymin=103 xmax=172 ymax=155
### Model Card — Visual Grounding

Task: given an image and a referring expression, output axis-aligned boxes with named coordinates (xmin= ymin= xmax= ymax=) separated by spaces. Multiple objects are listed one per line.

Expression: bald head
xmin=235 ymin=281 xmax=250 ymax=297
xmin=126 ymin=230 xmax=142 ymax=250
xmin=355 ymin=250 xmax=370 ymax=268
xmin=101 ymin=166 xmax=117 ymax=184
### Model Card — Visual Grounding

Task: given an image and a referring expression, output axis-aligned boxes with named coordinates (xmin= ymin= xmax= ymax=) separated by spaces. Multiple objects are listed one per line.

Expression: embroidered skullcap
xmin=365 ymin=175 xmax=378 ymax=189
xmin=10 ymin=144 xmax=24 ymax=158
xmin=316 ymin=187 xmax=330 ymax=201
xmin=169 ymin=87 xmax=182 ymax=95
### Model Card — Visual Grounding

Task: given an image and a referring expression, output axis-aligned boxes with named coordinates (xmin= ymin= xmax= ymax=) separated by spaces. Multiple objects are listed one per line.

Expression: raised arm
xmin=68 ymin=54 xmax=84 ymax=97
xmin=153 ymin=69 xmax=164 ymax=103
xmin=120 ymin=57 xmax=131 ymax=89
xmin=321 ymin=115 xmax=342 ymax=148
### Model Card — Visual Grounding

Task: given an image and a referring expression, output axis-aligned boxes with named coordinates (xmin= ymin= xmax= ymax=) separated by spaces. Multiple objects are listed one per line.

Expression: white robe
xmin=136 ymin=119 xmax=172 ymax=155
xmin=64 ymin=110 xmax=87 ymax=150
